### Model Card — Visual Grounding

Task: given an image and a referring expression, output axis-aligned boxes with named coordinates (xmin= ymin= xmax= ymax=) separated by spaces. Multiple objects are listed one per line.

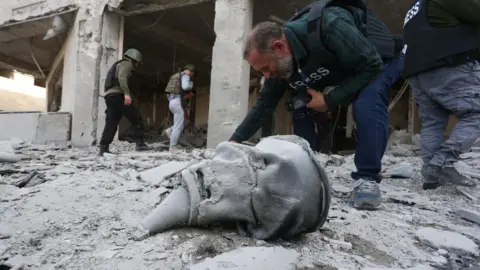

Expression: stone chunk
xmin=189 ymin=246 xmax=300 ymax=270
xmin=0 ymin=140 xmax=20 ymax=163
xmin=384 ymin=162 xmax=415 ymax=179
xmin=454 ymin=208 xmax=480 ymax=225
xmin=415 ymin=227 xmax=479 ymax=256
xmin=0 ymin=140 xmax=14 ymax=153
xmin=140 ymin=161 xmax=189 ymax=186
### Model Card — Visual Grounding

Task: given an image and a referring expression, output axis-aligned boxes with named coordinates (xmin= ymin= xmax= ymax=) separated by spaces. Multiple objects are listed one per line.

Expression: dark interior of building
xmin=0 ymin=0 xmax=415 ymax=151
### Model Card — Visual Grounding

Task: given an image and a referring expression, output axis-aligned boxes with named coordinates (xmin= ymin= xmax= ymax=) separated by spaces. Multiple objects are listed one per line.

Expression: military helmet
xmin=124 ymin=48 xmax=143 ymax=62
xmin=183 ymin=64 xmax=196 ymax=72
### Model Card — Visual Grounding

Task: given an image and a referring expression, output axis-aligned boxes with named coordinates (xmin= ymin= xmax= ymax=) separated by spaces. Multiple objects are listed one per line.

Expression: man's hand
xmin=306 ymin=89 xmax=328 ymax=112
xmin=124 ymin=95 xmax=132 ymax=106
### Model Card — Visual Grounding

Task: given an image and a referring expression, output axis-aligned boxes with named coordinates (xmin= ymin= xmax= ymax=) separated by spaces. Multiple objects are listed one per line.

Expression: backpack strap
xmin=289 ymin=0 xmax=396 ymax=59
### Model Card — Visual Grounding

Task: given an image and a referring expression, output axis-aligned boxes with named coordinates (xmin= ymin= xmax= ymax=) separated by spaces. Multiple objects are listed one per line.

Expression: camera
xmin=286 ymin=90 xmax=312 ymax=111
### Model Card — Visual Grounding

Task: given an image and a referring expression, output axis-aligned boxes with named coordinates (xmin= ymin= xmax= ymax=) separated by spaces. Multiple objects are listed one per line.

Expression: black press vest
xmin=403 ymin=0 xmax=480 ymax=78
xmin=285 ymin=0 xmax=397 ymax=94
xmin=104 ymin=59 xmax=127 ymax=91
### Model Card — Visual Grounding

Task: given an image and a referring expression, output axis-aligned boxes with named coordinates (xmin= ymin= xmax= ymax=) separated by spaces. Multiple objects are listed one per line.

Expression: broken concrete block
xmin=10 ymin=138 xmax=24 ymax=149
xmin=0 ymin=140 xmax=20 ymax=163
xmin=34 ymin=112 xmax=71 ymax=144
xmin=331 ymin=184 xmax=350 ymax=194
xmin=461 ymin=152 xmax=480 ymax=160
xmin=189 ymin=246 xmax=300 ymax=270
xmin=384 ymin=162 xmax=415 ymax=179
xmin=0 ymin=140 xmax=14 ymax=153
xmin=140 ymin=161 xmax=189 ymax=186
xmin=4 ymin=255 xmax=37 ymax=268
xmin=326 ymin=238 xmax=352 ymax=250
xmin=415 ymin=227 xmax=479 ymax=256
xmin=0 ymin=185 xmax=31 ymax=202
xmin=0 ymin=152 xmax=20 ymax=163
xmin=454 ymin=209 xmax=480 ymax=225
xmin=387 ymin=129 xmax=412 ymax=147
xmin=389 ymin=145 xmax=416 ymax=157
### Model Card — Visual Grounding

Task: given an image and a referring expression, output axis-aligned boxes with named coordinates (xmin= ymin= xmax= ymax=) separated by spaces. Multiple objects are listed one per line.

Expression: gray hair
xmin=243 ymin=22 xmax=284 ymax=59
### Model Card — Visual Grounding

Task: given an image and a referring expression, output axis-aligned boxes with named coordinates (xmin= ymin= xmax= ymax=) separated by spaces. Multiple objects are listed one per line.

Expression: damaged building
xmin=0 ymin=0 xmax=459 ymax=150
xmin=2 ymin=1 xmax=480 ymax=270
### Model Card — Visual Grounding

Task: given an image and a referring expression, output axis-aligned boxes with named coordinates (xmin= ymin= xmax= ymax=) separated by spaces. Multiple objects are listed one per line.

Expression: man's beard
xmin=273 ymin=53 xmax=294 ymax=79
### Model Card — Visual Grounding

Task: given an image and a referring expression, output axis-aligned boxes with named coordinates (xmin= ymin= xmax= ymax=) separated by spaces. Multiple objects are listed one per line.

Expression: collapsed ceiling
xmin=0 ymin=7 xmax=77 ymax=82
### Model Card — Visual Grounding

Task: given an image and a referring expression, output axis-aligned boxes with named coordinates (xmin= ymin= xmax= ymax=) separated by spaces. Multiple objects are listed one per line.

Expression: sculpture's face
xmin=254 ymin=136 xmax=321 ymax=188
xmin=195 ymin=136 xmax=328 ymax=228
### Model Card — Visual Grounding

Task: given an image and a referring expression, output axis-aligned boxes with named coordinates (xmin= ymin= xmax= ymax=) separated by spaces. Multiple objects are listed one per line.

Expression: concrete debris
xmin=190 ymin=246 xmax=300 ymax=270
xmin=0 ymin=140 xmax=20 ymax=163
xmin=0 ymin=140 xmax=15 ymax=153
xmin=140 ymin=161 xmax=189 ymax=186
xmin=325 ymin=237 xmax=353 ymax=250
xmin=456 ymin=186 xmax=479 ymax=201
xmin=454 ymin=209 xmax=480 ymax=225
xmin=383 ymin=162 xmax=415 ymax=179
xmin=415 ymin=227 xmax=480 ymax=256
xmin=387 ymin=129 xmax=413 ymax=147
xmin=122 ymin=124 xmax=207 ymax=148
xmin=0 ymin=136 xmax=479 ymax=269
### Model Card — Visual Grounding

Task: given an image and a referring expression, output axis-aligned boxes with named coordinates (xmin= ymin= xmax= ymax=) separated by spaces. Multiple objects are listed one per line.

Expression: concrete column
xmin=206 ymin=0 xmax=253 ymax=148
xmin=62 ymin=7 xmax=106 ymax=147
xmin=96 ymin=11 xmax=122 ymax=142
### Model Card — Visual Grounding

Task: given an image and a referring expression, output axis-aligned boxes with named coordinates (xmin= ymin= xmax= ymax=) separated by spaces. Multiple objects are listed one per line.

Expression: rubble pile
xmin=121 ymin=124 xmax=207 ymax=147
xmin=0 ymin=133 xmax=479 ymax=270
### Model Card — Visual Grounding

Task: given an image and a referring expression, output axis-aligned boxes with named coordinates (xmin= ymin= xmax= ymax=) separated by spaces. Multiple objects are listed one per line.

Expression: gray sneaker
xmin=422 ymin=164 xmax=476 ymax=189
xmin=352 ymin=179 xmax=381 ymax=210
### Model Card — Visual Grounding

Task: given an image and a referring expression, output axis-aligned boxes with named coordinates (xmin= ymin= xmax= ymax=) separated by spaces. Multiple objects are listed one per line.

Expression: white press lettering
xmin=404 ymin=1 xmax=421 ymax=27
xmin=290 ymin=67 xmax=331 ymax=89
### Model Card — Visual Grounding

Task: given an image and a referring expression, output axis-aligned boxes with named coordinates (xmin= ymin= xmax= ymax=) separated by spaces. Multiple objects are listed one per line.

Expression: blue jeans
xmin=292 ymin=109 xmax=329 ymax=152
xmin=352 ymin=53 xmax=405 ymax=182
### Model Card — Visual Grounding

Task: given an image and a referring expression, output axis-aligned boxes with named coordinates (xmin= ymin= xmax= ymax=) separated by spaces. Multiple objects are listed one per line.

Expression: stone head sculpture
xmin=141 ymin=135 xmax=331 ymax=240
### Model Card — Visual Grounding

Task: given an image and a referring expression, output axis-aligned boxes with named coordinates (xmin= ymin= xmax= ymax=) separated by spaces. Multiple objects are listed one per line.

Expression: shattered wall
xmin=1 ymin=0 xmax=127 ymax=147
xmin=0 ymin=112 xmax=70 ymax=143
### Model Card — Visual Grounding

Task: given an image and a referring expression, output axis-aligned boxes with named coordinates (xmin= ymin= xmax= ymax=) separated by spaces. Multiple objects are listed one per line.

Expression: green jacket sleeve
xmin=230 ymin=78 xmax=288 ymax=142
xmin=117 ymin=61 xmax=133 ymax=96
xmin=321 ymin=8 xmax=383 ymax=108
xmin=432 ymin=0 xmax=480 ymax=26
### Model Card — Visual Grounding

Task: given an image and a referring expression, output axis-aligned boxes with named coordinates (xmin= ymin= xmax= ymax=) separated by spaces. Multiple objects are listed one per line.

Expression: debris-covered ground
xmin=1 ymin=132 xmax=480 ymax=270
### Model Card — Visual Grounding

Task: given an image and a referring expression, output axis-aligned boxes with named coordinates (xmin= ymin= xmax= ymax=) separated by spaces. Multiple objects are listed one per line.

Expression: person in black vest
xmin=229 ymin=0 xmax=406 ymax=210
xmin=403 ymin=0 xmax=479 ymax=190
xmin=98 ymin=48 xmax=151 ymax=156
